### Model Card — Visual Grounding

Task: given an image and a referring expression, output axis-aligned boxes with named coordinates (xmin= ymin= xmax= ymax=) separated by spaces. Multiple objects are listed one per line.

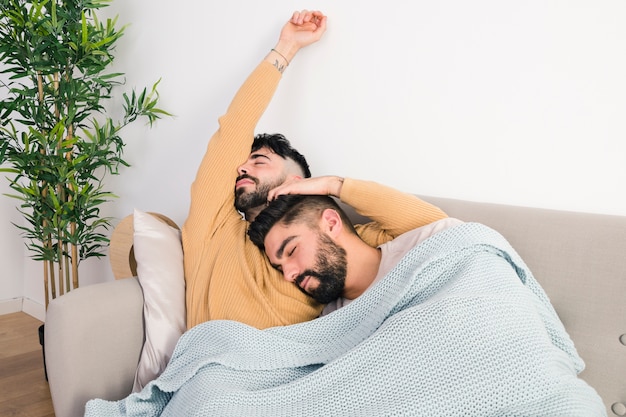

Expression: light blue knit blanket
xmin=85 ymin=222 xmax=606 ymax=417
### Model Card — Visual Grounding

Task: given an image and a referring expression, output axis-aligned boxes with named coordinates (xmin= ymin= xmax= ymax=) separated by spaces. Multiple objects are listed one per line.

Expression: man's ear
xmin=321 ymin=208 xmax=343 ymax=237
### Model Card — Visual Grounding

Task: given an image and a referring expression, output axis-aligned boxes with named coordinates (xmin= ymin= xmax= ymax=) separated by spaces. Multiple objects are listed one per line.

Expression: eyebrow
xmin=250 ymin=153 xmax=272 ymax=161
xmin=275 ymin=235 xmax=297 ymax=261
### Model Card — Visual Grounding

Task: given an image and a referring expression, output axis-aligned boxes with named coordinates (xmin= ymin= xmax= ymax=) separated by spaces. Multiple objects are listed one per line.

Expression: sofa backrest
xmin=343 ymin=195 xmax=626 ymax=416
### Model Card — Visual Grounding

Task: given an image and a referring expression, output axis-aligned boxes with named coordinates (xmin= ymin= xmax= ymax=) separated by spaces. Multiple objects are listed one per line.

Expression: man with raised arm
xmin=182 ymin=10 xmax=448 ymax=329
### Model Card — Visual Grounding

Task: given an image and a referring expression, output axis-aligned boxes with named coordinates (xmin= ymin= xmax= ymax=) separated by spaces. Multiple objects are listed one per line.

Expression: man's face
xmin=235 ymin=148 xmax=288 ymax=213
xmin=264 ymin=221 xmax=347 ymax=304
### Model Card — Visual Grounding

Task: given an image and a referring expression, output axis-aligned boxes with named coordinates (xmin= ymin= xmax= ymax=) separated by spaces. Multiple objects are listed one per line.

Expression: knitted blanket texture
xmin=85 ymin=222 xmax=606 ymax=417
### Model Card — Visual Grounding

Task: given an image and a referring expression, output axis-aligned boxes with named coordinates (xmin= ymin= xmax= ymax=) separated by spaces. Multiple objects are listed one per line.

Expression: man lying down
xmin=85 ymin=195 xmax=606 ymax=417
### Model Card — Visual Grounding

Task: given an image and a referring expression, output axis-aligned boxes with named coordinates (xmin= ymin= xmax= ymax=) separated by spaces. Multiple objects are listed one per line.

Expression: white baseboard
xmin=0 ymin=298 xmax=22 ymax=315
xmin=23 ymin=298 xmax=46 ymax=322
xmin=0 ymin=297 xmax=46 ymax=322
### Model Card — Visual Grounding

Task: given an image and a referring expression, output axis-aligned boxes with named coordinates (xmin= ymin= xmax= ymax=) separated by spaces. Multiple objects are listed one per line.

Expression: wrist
xmin=330 ymin=176 xmax=344 ymax=198
xmin=265 ymin=48 xmax=289 ymax=73
xmin=272 ymin=39 xmax=300 ymax=63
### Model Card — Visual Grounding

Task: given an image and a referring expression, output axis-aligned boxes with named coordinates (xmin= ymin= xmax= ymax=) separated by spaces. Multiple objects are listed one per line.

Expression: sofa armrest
xmin=45 ymin=277 xmax=144 ymax=417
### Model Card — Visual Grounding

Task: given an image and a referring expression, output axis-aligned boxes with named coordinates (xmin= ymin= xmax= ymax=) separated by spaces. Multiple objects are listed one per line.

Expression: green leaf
xmin=0 ymin=0 xmax=172 ymax=278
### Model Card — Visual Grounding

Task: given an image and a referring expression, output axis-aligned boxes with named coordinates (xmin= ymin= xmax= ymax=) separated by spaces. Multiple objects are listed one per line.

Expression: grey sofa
xmin=45 ymin=196 xmax=626 ymax=417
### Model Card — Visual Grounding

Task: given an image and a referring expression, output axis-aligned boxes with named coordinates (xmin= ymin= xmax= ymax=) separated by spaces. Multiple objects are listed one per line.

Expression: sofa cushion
xmin=132 ymin=209 xmax=186 ymax=391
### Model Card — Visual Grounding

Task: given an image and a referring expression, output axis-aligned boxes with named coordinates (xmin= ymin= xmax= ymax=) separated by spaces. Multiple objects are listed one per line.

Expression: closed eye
xmin=274 ymin=235 xmax=297 ymax=269
xmin=251 ymin=153 xmax=271 ymax=165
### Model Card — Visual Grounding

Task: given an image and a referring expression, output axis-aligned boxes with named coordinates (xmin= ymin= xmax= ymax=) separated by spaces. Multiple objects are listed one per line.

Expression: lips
xmin=300 ymin=276 xmax=311 ymax=292
xmin=235 ymin=175 xmax=256 ymax=189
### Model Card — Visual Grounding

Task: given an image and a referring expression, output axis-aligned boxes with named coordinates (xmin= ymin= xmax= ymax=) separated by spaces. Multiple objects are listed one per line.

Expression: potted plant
xmin=0 ymin=0 xmax=170 ymax=310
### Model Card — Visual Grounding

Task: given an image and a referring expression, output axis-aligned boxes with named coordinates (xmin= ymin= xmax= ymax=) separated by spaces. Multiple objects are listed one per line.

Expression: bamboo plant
xmin=0 ymin=0 xmax=170 ymax=308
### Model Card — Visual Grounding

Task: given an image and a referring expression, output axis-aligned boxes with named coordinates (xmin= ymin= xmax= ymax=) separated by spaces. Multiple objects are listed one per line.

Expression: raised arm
xmin=184 ymin=10 xmax=326 ymax=242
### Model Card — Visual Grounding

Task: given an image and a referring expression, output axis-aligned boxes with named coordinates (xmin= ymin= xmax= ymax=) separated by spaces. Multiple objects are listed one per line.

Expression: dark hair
xmin=248 ymin=194 xmax=356 ymax=250
xmin=251 ymin=133 xmax=311 ymax=178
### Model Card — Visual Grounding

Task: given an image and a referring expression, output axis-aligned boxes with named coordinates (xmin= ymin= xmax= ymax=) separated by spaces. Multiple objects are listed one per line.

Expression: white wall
xmin=0 ymin=169 xmax=25 ymax=314
xmin=2 ymin=0 xmax=625 ymax=313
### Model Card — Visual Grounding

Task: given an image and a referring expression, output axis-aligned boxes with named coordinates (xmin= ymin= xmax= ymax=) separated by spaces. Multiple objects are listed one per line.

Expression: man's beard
xmin=234 ymin=174 xmax=285 ymax=213
xmin=295 ymin=233 xmax=347 ymax=304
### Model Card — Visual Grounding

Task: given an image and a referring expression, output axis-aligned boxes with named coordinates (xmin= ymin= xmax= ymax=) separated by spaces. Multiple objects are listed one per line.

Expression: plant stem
xmin=71 ymin=223 xmax=78 ymax=290
xmin=57 ymin=230 xmax=64 ymax=296
xmin=43 ymin=260 xmax=50 ymax=310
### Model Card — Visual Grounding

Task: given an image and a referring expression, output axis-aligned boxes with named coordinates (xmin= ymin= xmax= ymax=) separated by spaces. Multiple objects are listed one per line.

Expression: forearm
xmin=340 ymin=178 xmax=448 ymax=239
xmin=219 ymin=61 xmax=282 ymax=136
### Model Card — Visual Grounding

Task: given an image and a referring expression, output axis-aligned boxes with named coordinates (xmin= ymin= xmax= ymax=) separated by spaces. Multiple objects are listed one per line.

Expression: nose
xmin=237 ymin=163 xmax=248 ymax=176
xmin=282 ymin=264 xmax=298 ymax=283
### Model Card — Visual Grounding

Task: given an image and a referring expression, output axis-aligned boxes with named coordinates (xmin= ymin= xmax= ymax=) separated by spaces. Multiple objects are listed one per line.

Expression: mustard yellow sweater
xmin=182 ymin=61 xmax=447 ymax=329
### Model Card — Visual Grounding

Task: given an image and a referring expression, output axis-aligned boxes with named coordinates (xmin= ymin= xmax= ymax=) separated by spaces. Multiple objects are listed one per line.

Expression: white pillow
xmin=131 ymin=209 xmax=186 ymax=392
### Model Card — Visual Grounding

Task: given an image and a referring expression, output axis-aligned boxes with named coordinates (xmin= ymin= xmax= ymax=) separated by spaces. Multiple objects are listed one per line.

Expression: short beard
xmin=296 ymin=233 xmax=347 ymax=304
xmin=234 ymin=175 xmax=285 ymax=214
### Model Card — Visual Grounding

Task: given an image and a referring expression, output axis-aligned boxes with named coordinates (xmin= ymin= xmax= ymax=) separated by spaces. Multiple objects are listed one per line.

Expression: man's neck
xmin=244 ymin=205 xmax=264 ymax=223
xmin=342 ymin=246 xmax=382 ymax=300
